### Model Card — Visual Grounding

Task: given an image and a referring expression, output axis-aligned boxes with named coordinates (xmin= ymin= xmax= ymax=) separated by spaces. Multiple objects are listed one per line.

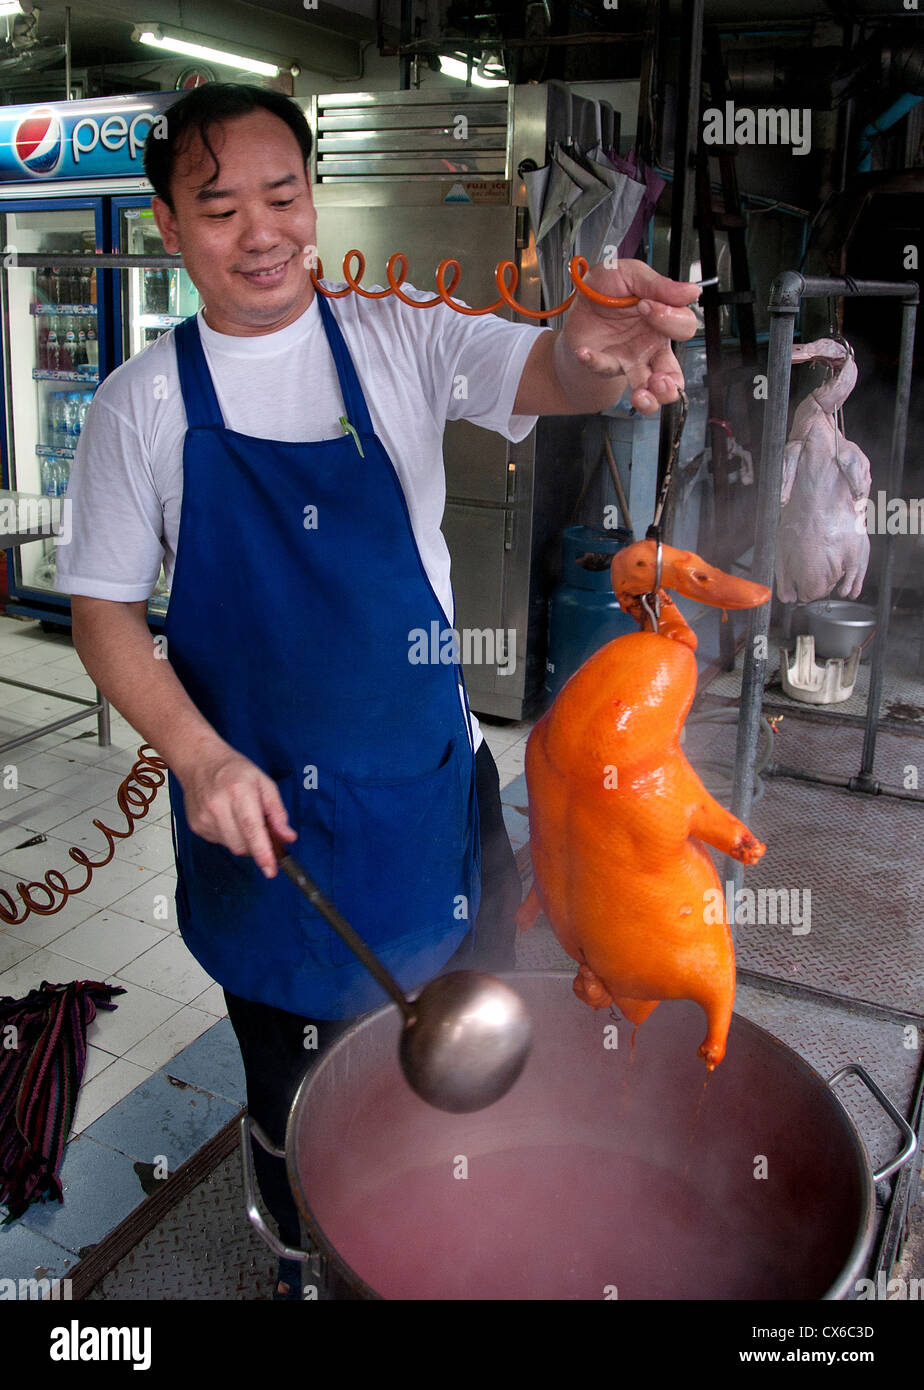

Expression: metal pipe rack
xmin=724 ymin=271 xmax=919 ymax=902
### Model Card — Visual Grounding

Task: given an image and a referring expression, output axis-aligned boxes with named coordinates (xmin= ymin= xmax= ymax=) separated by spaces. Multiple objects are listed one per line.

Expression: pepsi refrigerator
xmin=0 ymin=93 xmax=199 ymax=625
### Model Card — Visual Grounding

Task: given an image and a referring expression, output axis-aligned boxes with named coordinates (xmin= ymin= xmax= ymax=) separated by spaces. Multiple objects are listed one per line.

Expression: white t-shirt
xmin=55 ymin=282 xmax=546 ymax=750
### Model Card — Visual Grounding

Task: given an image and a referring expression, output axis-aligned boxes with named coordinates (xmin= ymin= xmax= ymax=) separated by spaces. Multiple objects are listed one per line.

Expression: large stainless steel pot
xmin=242 ymin=971 xmax=915 ymax=1300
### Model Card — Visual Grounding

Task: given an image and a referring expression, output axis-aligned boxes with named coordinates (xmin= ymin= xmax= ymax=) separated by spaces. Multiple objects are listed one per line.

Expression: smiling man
xmin=55 ymin=84 xmax=700 ymax=1299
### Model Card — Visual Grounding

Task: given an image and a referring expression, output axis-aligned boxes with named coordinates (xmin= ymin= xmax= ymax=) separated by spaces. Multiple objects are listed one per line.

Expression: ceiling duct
xmin=723 ymin=47 xmax=845 ymax=108
xmin=832 ymin=28 xmax=924 ymax=104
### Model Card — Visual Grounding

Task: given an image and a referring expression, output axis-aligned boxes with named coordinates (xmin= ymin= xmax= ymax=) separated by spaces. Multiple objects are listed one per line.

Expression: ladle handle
xmin=269 ymin=831 xmax=413 ymax=1021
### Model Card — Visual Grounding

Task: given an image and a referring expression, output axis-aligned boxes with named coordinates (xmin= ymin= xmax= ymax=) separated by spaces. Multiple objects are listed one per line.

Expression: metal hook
xmin=639 ymin=537 xmax=663 ymax=633
xmin=827 ymin=331 xmax=855 ymax=360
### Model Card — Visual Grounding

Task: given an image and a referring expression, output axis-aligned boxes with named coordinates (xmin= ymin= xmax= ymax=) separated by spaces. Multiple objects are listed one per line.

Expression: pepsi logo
xmin=13 ymin=108 xmax=63 ymax=175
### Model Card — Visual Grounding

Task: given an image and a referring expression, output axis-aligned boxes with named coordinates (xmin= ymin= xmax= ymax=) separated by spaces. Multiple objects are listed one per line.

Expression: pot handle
xmin=827 ymin=1063 xmax=917 ymax=1183
xmin=239 ymin=1113 xmax=316 ymax=1265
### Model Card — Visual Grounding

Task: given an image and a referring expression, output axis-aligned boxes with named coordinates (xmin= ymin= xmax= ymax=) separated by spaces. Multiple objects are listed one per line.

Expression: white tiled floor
xmin=0 ymin=611 xmax=536 ymax=1139
xmin=0 ymin=613 xmax=222 ymax=1136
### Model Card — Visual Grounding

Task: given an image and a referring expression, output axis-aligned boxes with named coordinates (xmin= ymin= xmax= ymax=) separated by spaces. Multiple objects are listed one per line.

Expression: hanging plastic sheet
xmin=524 ymin=140 xmax=663 ymax=312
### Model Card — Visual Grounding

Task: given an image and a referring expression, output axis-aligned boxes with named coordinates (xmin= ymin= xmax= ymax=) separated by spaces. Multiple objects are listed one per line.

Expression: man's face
xmin=151 ymin=108 xmax=318 ymax=336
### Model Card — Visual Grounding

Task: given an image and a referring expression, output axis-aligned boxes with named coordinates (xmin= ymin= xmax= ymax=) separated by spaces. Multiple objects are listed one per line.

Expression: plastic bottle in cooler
xmin=41 ymin=455 xmax=64 ymax=497
xmin=77 ymin=391 xmax=92 ymax=434
xmin=47 ymin=392 xmax=66 ymax=447
xmin=61 ymin=327 xmax=76 ymax=371
xmin=143 ymin=268 xmax=169 ymax=314
xmin=85 ymin=322 xmax=98 ymax=371
xmin=64 ymin=393 xmax=81 ymax=446
xmin=44 ymin=325 xmax=60 ymax=371
xmin=74 ymin=327 xmax=88 ymax=370
xmin=55 ymin=322 xmax=69 ymax=370
xmin=59 ymin=391 xmax=72 ymax=445
xmin=78 ymin=267 xmax=92 ymax=306
xmin=55 ymin=266 xmax=74 ymax=303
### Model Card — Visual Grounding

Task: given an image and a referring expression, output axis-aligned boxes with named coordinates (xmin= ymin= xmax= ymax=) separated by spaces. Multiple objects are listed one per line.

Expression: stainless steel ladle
xmin=271 ymin=838 xmax=532 ymax=1114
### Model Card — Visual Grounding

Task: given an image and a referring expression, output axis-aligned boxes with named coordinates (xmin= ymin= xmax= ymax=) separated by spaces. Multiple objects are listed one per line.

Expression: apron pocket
xmin=330 ymin=740 xmax=467 ymax=968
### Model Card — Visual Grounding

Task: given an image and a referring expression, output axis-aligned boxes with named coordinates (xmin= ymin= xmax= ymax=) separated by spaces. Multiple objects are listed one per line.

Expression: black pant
xmin=226 ymin=739 xmax=521 ymax=1252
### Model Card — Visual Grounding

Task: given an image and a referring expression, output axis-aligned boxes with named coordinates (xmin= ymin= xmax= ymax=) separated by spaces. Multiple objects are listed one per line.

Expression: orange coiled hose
xmin=310 ymin=251 xmax=640 ymax=318
xmin=0 ymin=746 xmax=168 ymax=926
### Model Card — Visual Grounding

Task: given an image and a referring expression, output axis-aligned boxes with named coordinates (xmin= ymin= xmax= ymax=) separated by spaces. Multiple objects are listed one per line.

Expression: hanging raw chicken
xmin=775 ymin=338 xmax=872 ymax=604
xmin=517 ymin=540 xmax=770 ymax=1070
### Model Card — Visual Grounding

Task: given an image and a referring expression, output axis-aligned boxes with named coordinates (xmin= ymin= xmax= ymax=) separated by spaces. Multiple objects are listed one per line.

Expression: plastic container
xmin=545 ymin=524 xmax=637 ymax=698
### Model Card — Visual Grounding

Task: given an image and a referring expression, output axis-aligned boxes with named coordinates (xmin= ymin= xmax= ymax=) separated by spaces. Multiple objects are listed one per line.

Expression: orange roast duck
xmin=517 ymin=539 xmax=771 ymax=1069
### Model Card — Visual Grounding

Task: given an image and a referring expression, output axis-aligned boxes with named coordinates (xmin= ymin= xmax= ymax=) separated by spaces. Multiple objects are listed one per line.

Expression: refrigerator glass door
xmin=118 ymin=204 xmax=199 ymax=358
xmin=117 ymin=203 xmax=200 ymax=616
xmin=0 ymin=204 xmax=99 ymax=597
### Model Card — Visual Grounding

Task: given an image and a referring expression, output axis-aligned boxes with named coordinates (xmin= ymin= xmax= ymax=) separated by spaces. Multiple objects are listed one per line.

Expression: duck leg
xmin=515 ymin=884 xmax=542 ymax=933
xmin=697 ymin=984 xmax=735 ymax=1071
xmin=688 ymin=782 xmax=765 ymax=863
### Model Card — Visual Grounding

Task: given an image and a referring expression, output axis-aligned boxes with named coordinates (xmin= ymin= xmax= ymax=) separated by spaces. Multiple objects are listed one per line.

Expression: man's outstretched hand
xmin=513 ymin=259 xmax=702 ymax=418
xmin=562 ymin=259 xmax=702 ymax=414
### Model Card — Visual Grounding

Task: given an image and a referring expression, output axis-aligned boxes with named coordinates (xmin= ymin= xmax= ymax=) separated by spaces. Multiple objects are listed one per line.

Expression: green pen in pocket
xmin=339 ymin=415 xmax=365 ymax=457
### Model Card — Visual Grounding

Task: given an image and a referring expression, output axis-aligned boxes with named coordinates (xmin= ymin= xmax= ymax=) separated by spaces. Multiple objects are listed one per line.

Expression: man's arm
xmin=71 ymin=596 xmax=295 ymax=877
xmin=513 ymin=259 xmax=702 ymax=418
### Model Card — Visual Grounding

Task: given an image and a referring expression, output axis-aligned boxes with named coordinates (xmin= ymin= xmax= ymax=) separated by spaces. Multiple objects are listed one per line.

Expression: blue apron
xmin=164 ymin=294 xmax=481 ymax=1019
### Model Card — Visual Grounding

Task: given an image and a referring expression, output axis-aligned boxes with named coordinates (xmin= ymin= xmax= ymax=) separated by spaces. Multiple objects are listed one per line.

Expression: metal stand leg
xmin=855 ymin=299 xmax=918 ymax=790
xmin=724 ymin=273 xmax=801 ymax=917
xmin=96 ymin=689 xmax=111 ymax=748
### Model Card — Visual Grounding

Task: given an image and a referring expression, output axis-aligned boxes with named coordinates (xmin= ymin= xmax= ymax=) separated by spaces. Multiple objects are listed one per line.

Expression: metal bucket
xmin=796 ymin=600 xmax=877 ymax=661
xmin=242 ymin=971 xmax=915 ymax=1300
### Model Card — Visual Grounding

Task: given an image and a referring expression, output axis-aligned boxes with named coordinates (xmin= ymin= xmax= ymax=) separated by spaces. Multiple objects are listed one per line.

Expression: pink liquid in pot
xmin=318 ymin=1144 xmax=785 ymax=1300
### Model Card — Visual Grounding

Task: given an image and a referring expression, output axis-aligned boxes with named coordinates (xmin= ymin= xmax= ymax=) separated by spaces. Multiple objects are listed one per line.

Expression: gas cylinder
xmin=545 ymin=524 xmax=637 ymax=698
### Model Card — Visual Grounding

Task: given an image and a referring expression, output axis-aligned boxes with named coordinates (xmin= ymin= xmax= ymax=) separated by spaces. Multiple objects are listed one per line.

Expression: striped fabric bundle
xmin=0 ymin=979 xmax=126 ymax=1221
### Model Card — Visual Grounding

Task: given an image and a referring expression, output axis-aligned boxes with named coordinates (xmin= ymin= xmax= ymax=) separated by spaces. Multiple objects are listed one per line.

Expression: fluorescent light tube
xmin=135 ymin=26 xmax=282 ymax=78
xmin=439 ymin=55 xmax=508 ymax=88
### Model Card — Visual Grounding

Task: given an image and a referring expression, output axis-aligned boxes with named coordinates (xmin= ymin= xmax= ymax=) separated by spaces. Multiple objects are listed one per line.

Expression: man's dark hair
xmin=143 ymin=83 xmax=313 ymax=209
